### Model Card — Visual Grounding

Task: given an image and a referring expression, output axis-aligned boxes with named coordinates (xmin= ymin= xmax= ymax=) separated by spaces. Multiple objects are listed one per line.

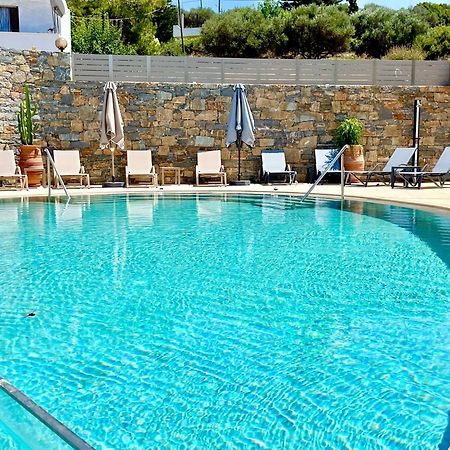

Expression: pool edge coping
xmin=0 ymin=185 xmax=449 ymax=216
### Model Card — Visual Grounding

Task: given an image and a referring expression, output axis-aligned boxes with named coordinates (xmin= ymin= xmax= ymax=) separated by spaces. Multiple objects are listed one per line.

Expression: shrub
xmin=183 ymin=8 xmax=216 ymax=27
xmin=72 ymin=15 xmax=136 ymax=54
xmin=383 ymin=46 xmax=425 ymax=60
xmin=352 ymin=5 xmax=394 ymax=58
xmin=352 ymin=5 xmax=427 ymax=58
xmin=418 ymin=25 xmax=450 ymax=59
xmin=159 ymin=37 xmax=201 ymax=55
xmin=390 ymin=9 xmax=428 ymax=48
xmin=200 ymin=8 xmax=269 ymax=57
xmin=278 ymin=5 xmax=354 ymax=58
xmin=414 ymin=2 xmax=450 ymax=27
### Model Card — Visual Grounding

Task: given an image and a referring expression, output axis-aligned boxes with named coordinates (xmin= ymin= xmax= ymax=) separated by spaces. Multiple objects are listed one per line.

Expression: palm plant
xmin=334 ymin=117 xmax=364 ymax=148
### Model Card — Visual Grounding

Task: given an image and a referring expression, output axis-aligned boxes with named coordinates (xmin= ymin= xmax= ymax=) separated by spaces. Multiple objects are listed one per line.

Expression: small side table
xmin=160 ymin=166 xmax=182 ymax=185
xmin=391 ymin=165 xmax=421 ymax=188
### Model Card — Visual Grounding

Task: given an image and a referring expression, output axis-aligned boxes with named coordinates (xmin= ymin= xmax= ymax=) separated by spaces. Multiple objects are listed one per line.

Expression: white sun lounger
xmin=0 ymin=150 xmax=28 ymax=190
xmin=315 ymin=148 xmax=341 ymax=182
xmin=345 ymin=147 xmax=416 ymax=186
xmin=53 ymin=150 xmax=90 ymax=188
xmin=393 ymin=146 xmax=450 ymax=189
xmin=125 ymin=150 xmax=158 ymax=187
xmin=261 ymin=149 xmax=297 ymax=184
xmin=196 ymin=150 xmax=227 ymax=186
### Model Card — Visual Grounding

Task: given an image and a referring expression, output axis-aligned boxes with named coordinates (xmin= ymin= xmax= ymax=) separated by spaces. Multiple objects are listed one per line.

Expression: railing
xmin=300 ymin=145 xmax=348 ymax=203
xmin=72 ymin=54 xmax=450 ymax=86
xmin=43 ymin=148 xmax=71 ymax=200
xmin=0 ymin=376 xmax=93 ymax=450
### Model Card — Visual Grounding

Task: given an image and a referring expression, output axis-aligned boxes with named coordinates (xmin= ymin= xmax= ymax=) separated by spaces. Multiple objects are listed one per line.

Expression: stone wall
xmin=1 ymin=48 xmax=449 ymax=183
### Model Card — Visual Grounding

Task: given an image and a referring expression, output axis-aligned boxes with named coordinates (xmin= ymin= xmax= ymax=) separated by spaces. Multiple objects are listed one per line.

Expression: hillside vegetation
xmin=68 ymin=1 xmax=450 ymax=60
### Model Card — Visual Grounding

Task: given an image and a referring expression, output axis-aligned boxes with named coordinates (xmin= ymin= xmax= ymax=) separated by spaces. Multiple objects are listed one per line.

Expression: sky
xmin=182 ymin=0 xmax=450 ymax=13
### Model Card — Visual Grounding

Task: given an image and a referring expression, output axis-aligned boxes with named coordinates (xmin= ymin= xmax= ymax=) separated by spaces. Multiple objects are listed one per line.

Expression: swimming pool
xmin=0 ymin=194 xmax=449 ymax=449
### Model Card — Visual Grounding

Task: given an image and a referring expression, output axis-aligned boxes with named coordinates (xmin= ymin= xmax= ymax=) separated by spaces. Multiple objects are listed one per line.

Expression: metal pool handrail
xmin=0 ymin=376 xmax=93 ymax=450
xmin=299 ymin=144 xmax=349 ymax=203
xmin=43 ymin=148 xmax=71 ymax=201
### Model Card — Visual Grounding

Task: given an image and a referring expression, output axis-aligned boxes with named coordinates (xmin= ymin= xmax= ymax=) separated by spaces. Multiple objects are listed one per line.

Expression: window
xmin=0 ymin=6 xmax=19 ymax=32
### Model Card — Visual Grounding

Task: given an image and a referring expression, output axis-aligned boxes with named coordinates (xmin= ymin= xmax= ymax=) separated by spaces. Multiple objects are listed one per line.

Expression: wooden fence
xmin=71 ymin=54 xmax=450 ymax=86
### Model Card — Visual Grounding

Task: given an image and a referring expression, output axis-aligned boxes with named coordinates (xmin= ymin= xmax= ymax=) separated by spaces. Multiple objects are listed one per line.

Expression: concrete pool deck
xmin=0 ymin=183 xmax=449 ymax=213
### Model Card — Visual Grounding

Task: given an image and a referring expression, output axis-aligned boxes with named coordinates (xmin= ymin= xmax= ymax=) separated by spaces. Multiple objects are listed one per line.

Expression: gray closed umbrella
xmin=100 ymin=81 xmax=124 ymax=183
xmin=226 ymin=84 xmax=255 ymax=182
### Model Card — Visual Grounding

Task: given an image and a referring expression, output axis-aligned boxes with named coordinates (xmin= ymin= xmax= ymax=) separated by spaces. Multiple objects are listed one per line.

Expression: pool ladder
xmin=299 ymin=144 xmax=349 ymax=203
xmin=43 ymin=148 xmax=71 ymax=201
xmin=0 ymin=375 xmax=93 ymax=449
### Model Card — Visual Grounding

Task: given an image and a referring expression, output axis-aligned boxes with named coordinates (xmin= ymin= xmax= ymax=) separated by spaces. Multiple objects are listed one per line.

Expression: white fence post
xmin=108 ymin=55 xmax=113 ymax=81
xmin=372 ymin=59 xmax=377 ymax=85
xmin=333 ymin=60 xmax=338 ymax=84
xmin=220 ymin=58 xmax=225 ymax=84
xmin=146 ymin=56 xmax=151 ymax=82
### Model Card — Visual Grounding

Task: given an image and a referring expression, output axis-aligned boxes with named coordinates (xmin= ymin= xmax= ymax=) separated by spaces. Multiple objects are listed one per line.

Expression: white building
xmin=0 ymin=0 xmax=71 ymax=52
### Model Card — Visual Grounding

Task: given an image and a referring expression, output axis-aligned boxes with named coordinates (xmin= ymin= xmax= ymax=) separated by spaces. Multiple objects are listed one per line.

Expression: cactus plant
xmin=17 ymin=85 xmax=40 ymax=145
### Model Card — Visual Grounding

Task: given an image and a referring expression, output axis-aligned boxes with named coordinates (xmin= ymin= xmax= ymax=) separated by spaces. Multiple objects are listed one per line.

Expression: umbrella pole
xmin=238 ymin=143 xmax=241 ymax=181
xmin=237 ymin=136 xmax=242 ymax=182
xmin=111 ymin=145 xmax=115 ymax=182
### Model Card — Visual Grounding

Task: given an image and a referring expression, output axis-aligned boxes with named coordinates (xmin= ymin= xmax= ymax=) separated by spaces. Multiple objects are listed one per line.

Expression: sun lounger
xmin=345 ymin=147 xmax=416 ymax=186
xmin=196 ymin=150 xmax=227 ymax=186
xmin=315 ymin=148 xmax=341 ymax=182
xmin=261 ymin=149 xmax=297 ymax=184
xmin=125 ymin=150 xmax=157 ymax=187
xmin=53 ymin=150 xmax=90 ymax=188
xmin=392 ymin=146 xmax=450 ymax=189
xmin=0 ymin=150 xmax=28 ymax=190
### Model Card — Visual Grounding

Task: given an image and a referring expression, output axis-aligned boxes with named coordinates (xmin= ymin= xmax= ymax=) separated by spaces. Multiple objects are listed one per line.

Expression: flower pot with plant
xmin=17 ymin=85 xmax=43 ymax=187
xmin=335 ymin=117 xmax=365 ymax=183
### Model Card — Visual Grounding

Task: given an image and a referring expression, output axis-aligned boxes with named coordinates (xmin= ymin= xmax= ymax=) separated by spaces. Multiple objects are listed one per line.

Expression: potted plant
xmin=17 ymin=85 xmax=43 ymax=187
xmin=334 ymin=117 xmax=365 ymax=182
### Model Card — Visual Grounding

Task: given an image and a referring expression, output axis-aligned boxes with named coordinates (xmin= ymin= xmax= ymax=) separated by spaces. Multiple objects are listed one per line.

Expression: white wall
xmin=0 ymin=31 xmax=70 ymax=52
xmin=172 ymin=26 xmax=202 ymax=38
xmin=0 ymin=0 xmax=71 ymax=51
xmin=1 ymin=0 xmax=52 ymax=32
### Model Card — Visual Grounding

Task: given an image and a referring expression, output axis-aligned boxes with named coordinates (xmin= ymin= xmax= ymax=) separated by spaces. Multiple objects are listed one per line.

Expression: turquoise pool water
xmin=0 ymin=194 xmax=449 ymax=449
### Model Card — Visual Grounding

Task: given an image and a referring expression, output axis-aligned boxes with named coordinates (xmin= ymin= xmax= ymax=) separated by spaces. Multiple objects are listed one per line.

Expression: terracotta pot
xmin=344 ymin=145 xmax=365 ymax=183
xmin=19 ymin=145 xmax=43 ymax=187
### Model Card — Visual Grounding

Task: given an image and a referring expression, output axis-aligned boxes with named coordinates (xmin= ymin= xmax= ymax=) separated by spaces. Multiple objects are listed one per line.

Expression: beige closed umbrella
xmin=100 ymin=81 xmax=125 ymax=187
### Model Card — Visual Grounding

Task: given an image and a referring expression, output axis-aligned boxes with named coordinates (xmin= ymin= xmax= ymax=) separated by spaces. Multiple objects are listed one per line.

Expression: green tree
xmin=418 ymin=25 xmax=450 ymax=59
xmin=348 ymin=0 xmax=358 ymax=14
xmin=281 ymin=0 xmax=341 ymax=11
xmin=414 ymin=2 xmax=450 ymax=27
xmin=352 ymin=5 xmax=427 ymax=58
xmin=72 ymin=15 xmax=135 ymax=54
xmin=183 ymin=8 xmax=216 ymax=27
xmin=68 ymin=0 xmax=164 ymax=55
xmin=275 ymin=4 xmax=354 ymax=58
xmin=67 ymin=0 xmax=109 ymax=16
xmin=200 ymin=8 xmax=269 ymax=57
xmin=258 ymin=0 xmax=283 ymax=18
xmin=154 ymin=2 xmax=178 ymax=43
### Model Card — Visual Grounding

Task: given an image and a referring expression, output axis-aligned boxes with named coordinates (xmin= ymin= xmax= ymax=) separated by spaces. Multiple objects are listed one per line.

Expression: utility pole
xmin=218 ymin=0 xmax=221 ymax=13
xmin=176 ymin=0 xmax=185 ymax=54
